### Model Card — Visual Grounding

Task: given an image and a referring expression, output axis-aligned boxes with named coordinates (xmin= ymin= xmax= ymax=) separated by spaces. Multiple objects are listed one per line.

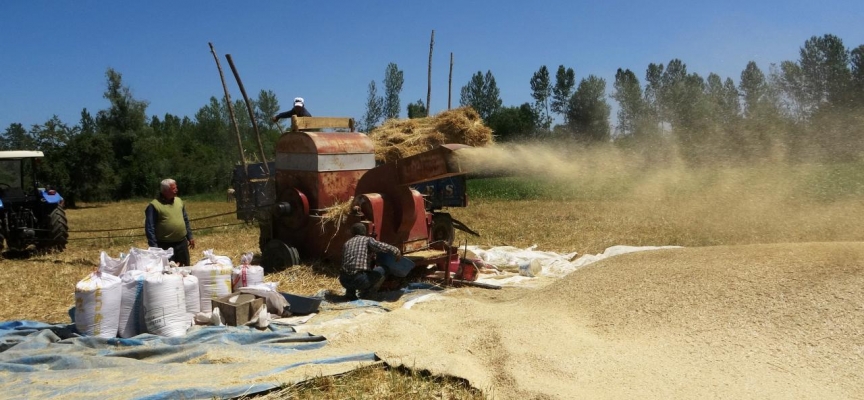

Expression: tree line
xmin=361 ymin=33 xmax=863 ymax=165
xmin=489 ymin=34 xmax=864 ymax=165
xmin=2 ymin=33 xmax=862 ymax=206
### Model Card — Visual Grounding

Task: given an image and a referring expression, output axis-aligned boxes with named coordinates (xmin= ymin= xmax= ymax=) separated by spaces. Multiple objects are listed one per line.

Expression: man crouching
xmin=339 ymin=222 xmax=401 ymax=301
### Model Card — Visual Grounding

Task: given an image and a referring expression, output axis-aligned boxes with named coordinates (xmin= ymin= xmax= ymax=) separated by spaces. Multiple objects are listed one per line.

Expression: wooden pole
xmin=427 ymin=30 xmax=434 ymax=117
xmin=448 ymin=52 xmax=454 ymax=110
xmin=225 ymin=54 xmax=270 ymax=175
xmin=209 ymin=42 xmax=247 ymax=174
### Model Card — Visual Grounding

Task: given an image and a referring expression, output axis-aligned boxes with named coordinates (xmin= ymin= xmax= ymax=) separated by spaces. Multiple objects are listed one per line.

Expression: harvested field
xmin=2 ymin=155 xmax=864 ymax=398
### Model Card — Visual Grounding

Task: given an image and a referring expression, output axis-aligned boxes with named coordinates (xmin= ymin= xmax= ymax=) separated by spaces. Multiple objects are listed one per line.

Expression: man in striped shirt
xmin=339 ymin=222 xmax=401 ymax=300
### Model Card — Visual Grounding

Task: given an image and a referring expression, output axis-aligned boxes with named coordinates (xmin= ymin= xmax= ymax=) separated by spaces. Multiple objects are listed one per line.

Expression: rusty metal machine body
xmin=251 ymin=117 xmax=477 ymax=284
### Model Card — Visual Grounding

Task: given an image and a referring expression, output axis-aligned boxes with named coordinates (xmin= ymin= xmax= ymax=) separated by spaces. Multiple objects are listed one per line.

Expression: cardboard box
xmin=212 ymin=293 xmax=264 ymax=326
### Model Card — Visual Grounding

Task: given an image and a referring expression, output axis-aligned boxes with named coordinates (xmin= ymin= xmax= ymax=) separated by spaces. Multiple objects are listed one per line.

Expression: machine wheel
xmin=261 ymin=239 xmax=300 ymax=272
xmin=38 ymin=207 xmax=68 ymax=252
xmin=258 ymin=220 xmax=273 ymax=253
xmin=430 ymin=213 xmax=455 ymax=246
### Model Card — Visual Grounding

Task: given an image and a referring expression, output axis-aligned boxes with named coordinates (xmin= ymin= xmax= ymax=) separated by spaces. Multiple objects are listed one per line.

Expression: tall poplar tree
xmin=567 ymin=75 xmax=611 ymax=142
xmin=551 ymin=65 xmax=576 ymax=122
xmin=530 ymin=65 xmax=552 ymax=130
xmin=383 ymin=63 xmax=404 ymax=120
xmin=459 ymin=70 xmax=502 ymax=120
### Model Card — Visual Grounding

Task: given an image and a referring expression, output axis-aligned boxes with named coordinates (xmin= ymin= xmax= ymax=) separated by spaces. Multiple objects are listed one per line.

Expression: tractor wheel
xmin=430 ymin=213 xmax=455 ymax=246
xmin=40 ymin=207 xmax=68 ymax=252
xmin=260 ymin=239 xmax=300 ymax=272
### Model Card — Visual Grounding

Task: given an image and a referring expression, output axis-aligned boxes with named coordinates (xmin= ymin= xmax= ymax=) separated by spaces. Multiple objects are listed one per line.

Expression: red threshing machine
xmin=233 ymin=117 xmax=480 ymax=287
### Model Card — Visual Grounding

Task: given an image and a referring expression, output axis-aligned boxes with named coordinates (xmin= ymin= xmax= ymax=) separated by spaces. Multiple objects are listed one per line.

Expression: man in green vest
xmin=145 ymin=178 xmax=196 ymax=266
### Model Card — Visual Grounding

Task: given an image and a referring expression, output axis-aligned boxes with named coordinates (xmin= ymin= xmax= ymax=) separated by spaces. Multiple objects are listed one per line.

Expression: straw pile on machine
xmin=368 ymin=107 xmax=494 ymax=164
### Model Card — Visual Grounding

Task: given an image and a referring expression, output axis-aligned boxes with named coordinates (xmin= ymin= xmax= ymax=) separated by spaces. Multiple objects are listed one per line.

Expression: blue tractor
xmin=0 ymin=151 xmax=67 ymax=253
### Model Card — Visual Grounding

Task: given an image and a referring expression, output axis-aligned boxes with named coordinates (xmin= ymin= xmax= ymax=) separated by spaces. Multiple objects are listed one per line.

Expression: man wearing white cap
xmin=272 ymin=97 xmax=312 ymax=122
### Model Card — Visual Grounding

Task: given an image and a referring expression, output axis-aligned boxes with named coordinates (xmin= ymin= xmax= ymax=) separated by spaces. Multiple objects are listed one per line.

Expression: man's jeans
xmin=339 ymin=266 xmax=386 ymax=299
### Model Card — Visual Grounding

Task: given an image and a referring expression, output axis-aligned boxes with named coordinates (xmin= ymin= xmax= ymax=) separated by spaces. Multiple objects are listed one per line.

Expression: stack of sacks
xmin=192 ymin=249 xmax=233 ymax=313
xmin=116 ymin=247 xmax=172 ymax=338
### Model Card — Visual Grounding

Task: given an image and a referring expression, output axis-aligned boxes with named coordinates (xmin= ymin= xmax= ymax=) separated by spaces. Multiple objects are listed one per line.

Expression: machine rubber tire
xmin=40 ymin=207 xmax=68 ymax=252
xmin=261 ymin=239 xmax=300 ymax=272
xmin=430 ymin=213 xmax=455 ymax=246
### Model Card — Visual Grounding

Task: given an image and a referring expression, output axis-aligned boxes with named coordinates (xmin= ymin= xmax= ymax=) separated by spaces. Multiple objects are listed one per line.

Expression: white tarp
xmin=467 ymin=244 xmax=682 ymax=288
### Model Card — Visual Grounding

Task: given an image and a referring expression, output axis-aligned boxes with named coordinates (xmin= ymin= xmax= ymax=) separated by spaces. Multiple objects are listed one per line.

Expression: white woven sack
xmin=117 ymin=270 xmax=147 ymax=338
xmin=195 ymin=249 xmax=233 ymax=268
xmin=181 ymin=272 xmax=200 ymax=315
xmin=74 ymin=271 xmax=122 ymax=338
xmin=142 ymin=273 xmax=189 ymax=337
xmin=232 ymin=265 xmax=264 ymax=291
xmin=128 ymin=247 xmax=171 ymax=273
xmin=191 ymin=251 xmax=233 ymax=313
xmin=99 ymin=251 xmax=129 ymax=276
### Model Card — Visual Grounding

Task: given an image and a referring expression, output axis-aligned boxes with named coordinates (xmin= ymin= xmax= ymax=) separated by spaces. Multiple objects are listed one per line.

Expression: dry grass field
xmin=2 ymin=147 xmax=864 ymax=398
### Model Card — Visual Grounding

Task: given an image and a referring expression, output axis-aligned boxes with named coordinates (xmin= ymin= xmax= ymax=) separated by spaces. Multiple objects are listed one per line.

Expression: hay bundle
xmin=368 ymin=107 xmax=494 ymax=164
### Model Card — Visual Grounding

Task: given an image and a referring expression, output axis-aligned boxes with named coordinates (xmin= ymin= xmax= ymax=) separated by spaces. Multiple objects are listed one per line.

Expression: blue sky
xmin=2 ymin=1 xmax=863 ymax=131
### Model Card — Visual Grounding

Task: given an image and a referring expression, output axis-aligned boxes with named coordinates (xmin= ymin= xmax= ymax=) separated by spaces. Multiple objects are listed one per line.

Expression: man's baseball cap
xmin=294 ymin=97 xmax=304 ymax=107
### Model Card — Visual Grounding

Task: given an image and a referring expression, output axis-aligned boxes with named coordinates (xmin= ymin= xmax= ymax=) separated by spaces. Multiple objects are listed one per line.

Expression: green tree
xmin=706 ymin=73 xmax=740 ymax=125
xmin=644 ymin=63 xmax=664 ymax=126
xmin=255 ymin=90 xmax=281 ymax=130
xmin=407 ymin=99 xmax=428 ymax=118
xmin=459 ymin=70 xmax=502 ymax=121
xmin=254 ymin=90 xmax=281 ymax=155
xmin=31 ymin=115 xmax=74 ymax=152
xmin=486 ymin=103 xmax=538 ymax=142
xmin=1 ymin=123 xmax=34 ymax=150
xmin=60 ymin=111 xmax=119 ymax=204
xmin=737 ymin=61 xmax=788 ymax=159
xmin=780 ymin=34 xmax=852 ymax=115
xmin=79 ymin=108 xmax=96 ymax=135
xmin=611 ymin=68 xmax=646 ymax=136
xmin=94 ymin=68 xmax=150 ymax=198
xmin=383 ymin=63 xmax=404 ymax=120
xmin=361 ymin=80 xmax=384 ymax=132
xmin=851 ymin=45 xmax=864 ymax=106
xmin=567 ymin=75 xmax=611 ymax=142
xmin=739 ymin=61 xmax=769 ymax=117
xmin=530 ymin=66 xmax=552 ymax=130
xmin=551 ymin=65 xmax=576 ymax=121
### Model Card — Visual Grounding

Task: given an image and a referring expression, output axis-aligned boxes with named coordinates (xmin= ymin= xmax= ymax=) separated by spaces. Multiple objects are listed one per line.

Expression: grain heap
xmin=368 ymin=107 xmax=494 ymax=164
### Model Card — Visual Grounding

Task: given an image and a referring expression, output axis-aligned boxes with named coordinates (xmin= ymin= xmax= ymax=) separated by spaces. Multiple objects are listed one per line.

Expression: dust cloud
xmin=453 ymin=139 xmax=864 ymax=246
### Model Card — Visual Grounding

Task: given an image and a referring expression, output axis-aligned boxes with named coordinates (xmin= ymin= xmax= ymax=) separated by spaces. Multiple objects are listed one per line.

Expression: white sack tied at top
xmin=117 ymin=269 xmax=147 ymax=338
xmin=74 ymin=271 xmax=122 ymax=338
xmin=232 ymin=252 xmax=264 ymax=291
xmin=98 ymin=251 xmax=129 ymax=276
xmin=142 ymin=272 xmax=190 ymax=337
xmin=191 ymin=249 xmax=233 ymax=313
xmin=127 ymin=247 xmax=174 ymax=273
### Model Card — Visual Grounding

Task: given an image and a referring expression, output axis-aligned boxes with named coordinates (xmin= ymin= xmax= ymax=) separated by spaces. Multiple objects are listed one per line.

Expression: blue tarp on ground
xmin=0 ymin=320 xmax=377 ymax=399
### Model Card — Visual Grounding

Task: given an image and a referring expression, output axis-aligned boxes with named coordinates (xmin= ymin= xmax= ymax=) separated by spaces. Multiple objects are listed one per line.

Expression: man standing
xmin=145 ymin=178 xmax=196 ymax=266
xmin=271 ymin=97 xmax=312 ymax=122
xmin=339 ymin=223 xmax=401 ymax=300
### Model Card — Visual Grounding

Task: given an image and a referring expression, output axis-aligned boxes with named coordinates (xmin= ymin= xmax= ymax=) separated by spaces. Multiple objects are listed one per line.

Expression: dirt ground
xmin=305 ymin=242 xmax=864 ymax=399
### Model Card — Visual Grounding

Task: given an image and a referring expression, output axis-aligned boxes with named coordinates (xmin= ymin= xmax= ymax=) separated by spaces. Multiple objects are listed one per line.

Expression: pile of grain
xmin=368 ymin=107 xmax=494 ymax=164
